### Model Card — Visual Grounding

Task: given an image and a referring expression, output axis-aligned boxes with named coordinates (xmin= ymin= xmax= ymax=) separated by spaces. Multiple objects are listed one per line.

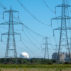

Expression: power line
xmin=43 ymin=0 xmax=57 ymax=46
xmin=21 ymin=40 xmax=34 ymax=54
xmin=23 ymin=31 xmax=40 ymax=49
xmin=16 ymin=0 xmax=47 ymax=25
xmin=43 ymin=0 xmax=56 ymax=14
xmin=0 ymin=2 xmax=7 ymax=9
xmin=24 ymin=27 xmax=41 ymax=44
xmin=22 ymin=23 xmax=44 ymax=37
xmin=21 ymin=35 xmax=42 ymax=57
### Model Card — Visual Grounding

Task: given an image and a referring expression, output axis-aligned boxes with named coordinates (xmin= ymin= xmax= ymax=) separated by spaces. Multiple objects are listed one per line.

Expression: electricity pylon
xmin=1 ymin=8 xmax=22 ymax=63
xmin=51 ymin=0 xmax=71 ymax=62
xmin=69 ymin=38 xmax=71 ymax=54
xmin=43 ymin=37 xmax=49 ymax=59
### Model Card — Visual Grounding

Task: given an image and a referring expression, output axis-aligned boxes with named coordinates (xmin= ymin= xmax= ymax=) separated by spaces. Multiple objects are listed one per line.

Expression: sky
xmin=0 ymin=0 xmax=71 ymax=58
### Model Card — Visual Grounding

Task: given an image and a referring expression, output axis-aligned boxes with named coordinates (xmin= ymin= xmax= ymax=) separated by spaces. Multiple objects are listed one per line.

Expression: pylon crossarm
xmin=10 ymin=10 xmax=18 ymax=13
xmin=55 ymin=27 xmax=71 ymax=30
xmin=14 ymin=32 xmax=21 ymax=41
xmin=53 ymin=26 xmax=71 ymax=37
xmin=54 ymin=27 xmax=61 ymax=30
xmin=56 ymin=4 xmax=71 ymax=8
xmin=3 ymin=10 xmax=18 ymax=13
xmin=1 ymin=32 xmax=8 ymax=42
xmin=56 ymin=5 xmax=63 ymax=7
xmin=0 ymin=21 xmax=23 ymax=25
xmin=1 ymin=32 xmax=21 ymax=42
xmin=18 ymin=22 xmax=24 ymax=25
xmin=14 ymin=22 xmax=24 ymax=31
xmin=0 ymin=22 xmax=9 ymax=25
xmin=66 ymin=27 xmax=71 ymax=30
xmin=43 ymin=43 xmax=51 ymax=46
xmin=3 ymin=9 xmax=19 ymax=20
xmin=52 ymin=17 xmax=61 ymax=20
xmin=53 ymin=28 xmax=61 ymax=36
xmin=0 ymin=22 xmax=23 ymax=33
xmin=52 ymin=16 xmax=71 ymax=20
xmin=13 ymin=21 xmax=22 ymax=25
xmin=15 ymin=22 xmax=24 ymax=28
xmin=51 ymin=17 xmax=62 ymax=26
xmin=3 ymin=11 xmax=10 ymax=19
xmin=51 ymin=16 xmax=71 ymax=24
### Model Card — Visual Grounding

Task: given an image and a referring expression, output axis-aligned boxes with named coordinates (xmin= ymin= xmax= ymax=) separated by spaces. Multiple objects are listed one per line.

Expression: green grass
xmin=0 ymin=64 xmax=71 ymax=71
xmin=0 ymin=64 xmax=71 ymax=69
xmin=0 ymin=68 xmax=71 ymax=71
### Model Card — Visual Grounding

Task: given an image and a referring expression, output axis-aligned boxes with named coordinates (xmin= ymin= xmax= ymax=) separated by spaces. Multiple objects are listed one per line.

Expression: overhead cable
xmin=22 ymin=23 xmax=44 ymax=37
xmin=23 ymin=31 xmax=41 ymax=49
xmin=16 ymin=0 xmax=47 ymax=25
xmin=0 ymin=2 xmax=7 ymax=9
xmin=43 ymin=0 xmax=56 ymax=14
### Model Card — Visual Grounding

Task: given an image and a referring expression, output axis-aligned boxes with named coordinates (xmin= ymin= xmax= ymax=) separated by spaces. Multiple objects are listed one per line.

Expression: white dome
xmin=20 ymin=52 xmax=29 ymax=58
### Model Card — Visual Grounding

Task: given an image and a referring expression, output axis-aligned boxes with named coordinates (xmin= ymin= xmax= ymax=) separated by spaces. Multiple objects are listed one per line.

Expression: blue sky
xmin=0 ymin=0 xmax=71 ymax=58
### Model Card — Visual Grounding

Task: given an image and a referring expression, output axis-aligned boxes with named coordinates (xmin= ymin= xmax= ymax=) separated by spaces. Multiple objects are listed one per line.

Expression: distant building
xmin=20 ymin=52 xmax=30 ymax=59
xmin=59 ymin=53 xmax=66 ymax=62
xmin=52 ymin=52 xmax=71 ymax=62
xmin=65 ymin=53 xmax=71 ymax=62
xmin=52 ymin=52 xmax=58 ymax=60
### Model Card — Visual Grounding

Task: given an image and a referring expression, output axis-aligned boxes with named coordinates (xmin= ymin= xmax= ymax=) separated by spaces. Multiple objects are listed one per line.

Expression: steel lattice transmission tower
xmin=1 ymin=8 xmax=22 ymax=59
xmin=51 ymin=0 xmax=71 ymax=62
xmin=43 ymin=37 xmax=49 ymax=59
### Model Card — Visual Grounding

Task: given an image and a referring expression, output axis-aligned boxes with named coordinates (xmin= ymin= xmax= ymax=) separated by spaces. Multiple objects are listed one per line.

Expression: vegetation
xmin=0 ymin=64 xmax=71 ymax=68
xmin=0 ymin=68 xmax=69 ymax=71
xmin=0 ymin=58 xmax=55 ymax=64
xmin=0 ymin=58 xmax=71 ymax=71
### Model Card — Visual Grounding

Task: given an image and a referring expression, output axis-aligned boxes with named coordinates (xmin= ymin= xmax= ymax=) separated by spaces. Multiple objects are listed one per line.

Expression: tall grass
xmin=0 ymin=64 xmax=71 ymax=68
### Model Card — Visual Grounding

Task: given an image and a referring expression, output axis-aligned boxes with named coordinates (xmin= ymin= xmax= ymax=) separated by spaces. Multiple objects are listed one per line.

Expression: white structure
xmin=52 ymin=52 xmax=71 ymax=62
xmin=59 ymin=53 xmax=66 ymax=62
xmin=20 ymin=52 xmax=30 ymax=59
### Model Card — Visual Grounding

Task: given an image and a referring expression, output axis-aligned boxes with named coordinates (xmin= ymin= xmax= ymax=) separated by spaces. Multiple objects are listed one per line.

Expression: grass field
xmin=0 ymin=64 xmax=71 ymax=71
xmin=0 ymin=68 xmax=71 ymax=71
